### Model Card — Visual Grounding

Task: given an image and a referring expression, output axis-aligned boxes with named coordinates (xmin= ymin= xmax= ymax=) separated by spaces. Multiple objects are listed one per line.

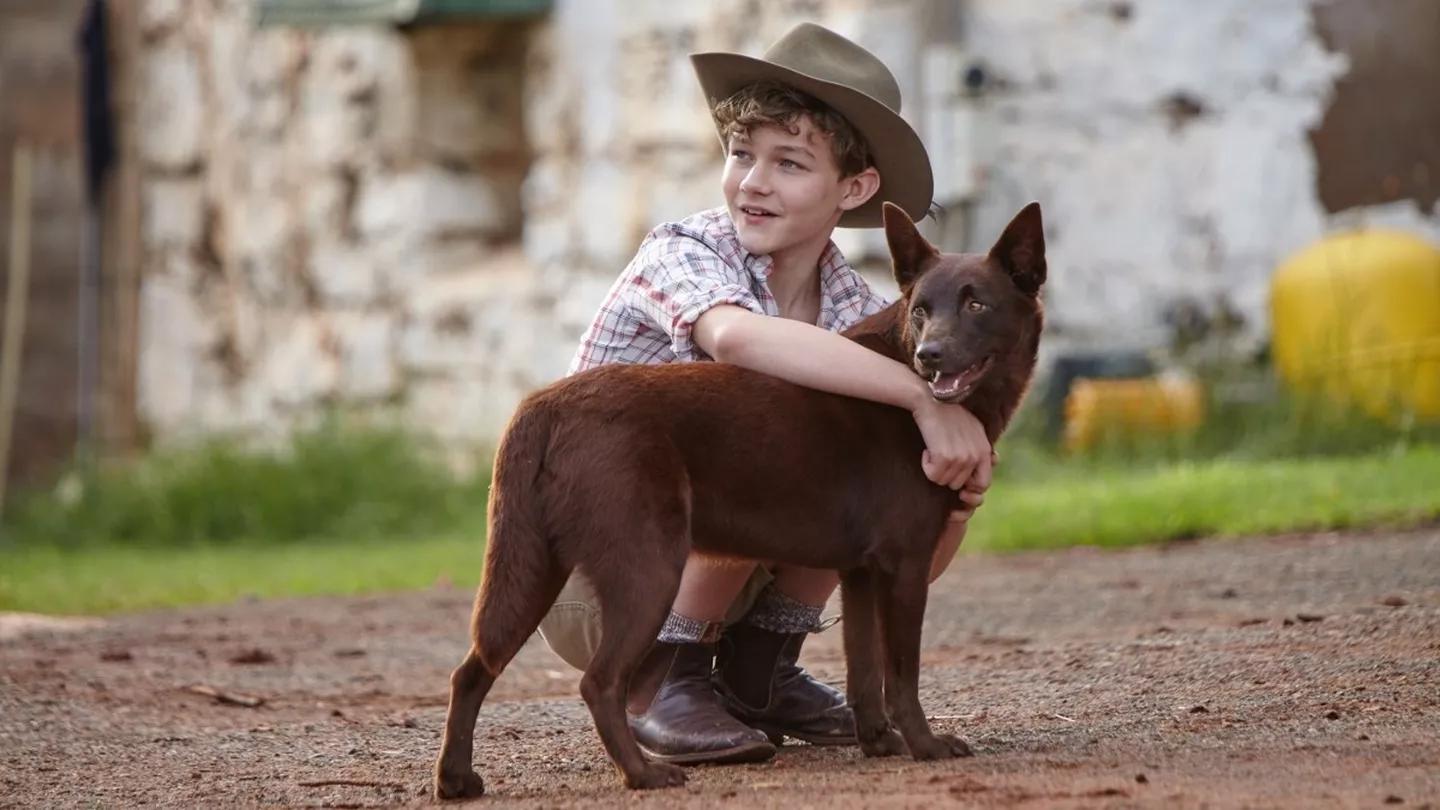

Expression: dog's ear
xmin=989 ymin=202 xmax=1046 ymax=296
xmin=883 ymin=202 xmax=939 ymax=290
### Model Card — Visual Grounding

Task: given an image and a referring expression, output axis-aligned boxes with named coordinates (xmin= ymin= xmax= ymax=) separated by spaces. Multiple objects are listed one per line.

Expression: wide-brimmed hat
xmin=690 ymin=22 xmax=934 ymax=229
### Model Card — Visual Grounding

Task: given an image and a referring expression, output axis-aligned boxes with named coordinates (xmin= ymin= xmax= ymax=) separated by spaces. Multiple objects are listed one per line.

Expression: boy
xmin=537 ymin=23 xmax=992 ymax=765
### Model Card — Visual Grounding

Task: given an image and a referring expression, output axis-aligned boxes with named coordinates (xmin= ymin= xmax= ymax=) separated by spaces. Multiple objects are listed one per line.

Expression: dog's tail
xmin=468 ymin=401 xmax=564 ymax=677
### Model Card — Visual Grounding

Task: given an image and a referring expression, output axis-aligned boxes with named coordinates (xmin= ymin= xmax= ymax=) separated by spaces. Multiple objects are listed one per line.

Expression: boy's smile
xmin=721 ymin=119 xmax=877 ymax=267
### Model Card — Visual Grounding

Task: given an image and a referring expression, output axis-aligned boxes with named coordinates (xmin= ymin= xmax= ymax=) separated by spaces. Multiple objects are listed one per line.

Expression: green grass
xmin=0 ymin=533 xmax=486 ymax=615
xmin=4 ymin=423 xmax=489 ymax=549
xmin=967 ymin=444 xmax=1440 ymax=553
xmin=3 ymin=445 xmax=1436 ymax=616
xmin=0 ymin=422 xmax=492 ymax=614
xmin=2 ymin=399 xmax=1437 ymax=617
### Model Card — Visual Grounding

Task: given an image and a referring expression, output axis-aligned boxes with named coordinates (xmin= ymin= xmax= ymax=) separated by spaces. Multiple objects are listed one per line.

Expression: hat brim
xmin=690 ymin=51 xmax=934 ymax=229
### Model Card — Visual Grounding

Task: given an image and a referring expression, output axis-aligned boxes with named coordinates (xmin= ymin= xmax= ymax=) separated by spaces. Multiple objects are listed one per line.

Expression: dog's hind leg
xmin=578 ymin=533 xmax=688 ymax=789
xmin=874 ymin=564 xmax=973 ymax=761
xmin=435 ymin=458 xmax=571 ymax=801
xmin=434 ymin=557 xmax=568 ymax=799
xmin=841 ymin=569 xmax=905 ymax=757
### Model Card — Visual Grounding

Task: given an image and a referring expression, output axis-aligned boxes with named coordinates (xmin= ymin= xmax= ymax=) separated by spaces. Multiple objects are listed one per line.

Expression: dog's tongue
xmin=929 ymin=372 xmax=965 ymax=398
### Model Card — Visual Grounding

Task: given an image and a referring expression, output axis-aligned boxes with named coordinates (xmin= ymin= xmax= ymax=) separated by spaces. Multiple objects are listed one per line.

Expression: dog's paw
xmin=434 ymin=768 xmax=486 ymax=800
xmin=858 ymin=726 xmax=906 ymax=758
xmin=937 ymin=733 xmax=975 ymax=757
xmin=624 ymin=762 xmax=687 ymax=790
xmin=908 ymin=733 xmax=974 ymax=761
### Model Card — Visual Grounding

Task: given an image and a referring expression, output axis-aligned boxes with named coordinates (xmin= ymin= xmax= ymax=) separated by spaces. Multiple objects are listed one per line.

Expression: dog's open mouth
xmin=927 ymin=355 xmax=994 ymax=402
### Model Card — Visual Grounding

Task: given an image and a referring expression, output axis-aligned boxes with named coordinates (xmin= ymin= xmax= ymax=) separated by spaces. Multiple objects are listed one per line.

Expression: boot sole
xmin=637 ymin=739 xmax=777 ymax=765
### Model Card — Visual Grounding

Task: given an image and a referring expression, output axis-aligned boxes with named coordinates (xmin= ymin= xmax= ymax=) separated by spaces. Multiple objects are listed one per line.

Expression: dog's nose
xmin=915 ymin=343 xmax=943 ymax=368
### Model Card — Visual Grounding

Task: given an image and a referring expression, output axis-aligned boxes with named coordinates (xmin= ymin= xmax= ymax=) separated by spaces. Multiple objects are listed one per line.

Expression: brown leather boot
xmin=715 ymin=623 xmax=856 ymax=746
xmin=628 ymin=642 xmax=777 ymax=764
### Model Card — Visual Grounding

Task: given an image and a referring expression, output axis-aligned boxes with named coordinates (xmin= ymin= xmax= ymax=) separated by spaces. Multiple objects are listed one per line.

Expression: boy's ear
xmin=838 ymin=166 xmax=881 ymax=213
xmin=883 ymin=202 xmax=939 ymax=289
xmin=988 ymin=202 xmax=1046 ymax=296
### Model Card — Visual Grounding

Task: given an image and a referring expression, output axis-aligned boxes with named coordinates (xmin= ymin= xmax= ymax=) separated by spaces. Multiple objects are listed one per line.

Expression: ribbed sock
xmin=742 ymin=585 xmax=824 ymax=634
xmin=656 ymin=610 xmax=724 ymax=644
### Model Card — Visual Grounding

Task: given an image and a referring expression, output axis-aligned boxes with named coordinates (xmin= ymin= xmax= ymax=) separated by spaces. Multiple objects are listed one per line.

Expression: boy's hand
xmin=952 ymin=450 xmax=999 ymax=518
xmin=911 ymin=397 xmax=993 ymax=492
xmin=955 ymin=483 xmax=985 ymax=518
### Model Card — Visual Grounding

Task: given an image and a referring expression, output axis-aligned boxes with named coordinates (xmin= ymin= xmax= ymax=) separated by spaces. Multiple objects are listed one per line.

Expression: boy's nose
xmin=740 ymin=167 xmax=771 ymax=195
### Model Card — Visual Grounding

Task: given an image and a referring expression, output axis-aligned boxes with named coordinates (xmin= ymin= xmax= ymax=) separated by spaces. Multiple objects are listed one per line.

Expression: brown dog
xmin=434 ymin=201 xmax=1046 ymax=797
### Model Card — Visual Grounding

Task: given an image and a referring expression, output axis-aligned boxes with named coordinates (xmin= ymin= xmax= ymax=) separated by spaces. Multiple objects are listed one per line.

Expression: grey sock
xmin=656 ymin=611 xmax=724 ymax=644
xmin=743 ymin=585 xmax=824 ymax=634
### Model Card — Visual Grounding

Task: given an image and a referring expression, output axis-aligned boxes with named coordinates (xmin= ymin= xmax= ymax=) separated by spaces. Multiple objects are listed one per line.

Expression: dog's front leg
xmin=876 ymin=564 xmax=973 ymax=760
xmin=840 ymin=569 xmax=905 ymax=757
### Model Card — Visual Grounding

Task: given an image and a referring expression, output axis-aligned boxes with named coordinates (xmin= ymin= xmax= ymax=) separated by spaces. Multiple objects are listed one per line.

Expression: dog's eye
xmin=966 ymin=300 xmax=988 ymax=313
xmin=910 ymin=305 xmax=927 ymax=320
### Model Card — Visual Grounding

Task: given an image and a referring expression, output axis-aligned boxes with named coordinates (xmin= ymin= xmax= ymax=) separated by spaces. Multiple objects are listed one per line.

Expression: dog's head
xmin=883 ymin=201 xmax=1047 ymax=403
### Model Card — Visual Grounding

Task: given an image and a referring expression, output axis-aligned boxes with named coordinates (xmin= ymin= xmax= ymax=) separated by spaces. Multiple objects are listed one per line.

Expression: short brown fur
xmin=434 ymin=201 xmax=1048 ymax=797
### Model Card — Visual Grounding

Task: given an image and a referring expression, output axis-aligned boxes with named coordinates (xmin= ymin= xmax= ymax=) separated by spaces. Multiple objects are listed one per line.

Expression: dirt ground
xmin=2 ymin=529 xmax=1438 ymax=809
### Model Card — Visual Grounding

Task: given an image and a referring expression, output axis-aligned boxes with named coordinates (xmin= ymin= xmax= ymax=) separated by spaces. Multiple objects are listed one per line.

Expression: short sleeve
xmin=626 ymin=234 xmax=765 ymax=361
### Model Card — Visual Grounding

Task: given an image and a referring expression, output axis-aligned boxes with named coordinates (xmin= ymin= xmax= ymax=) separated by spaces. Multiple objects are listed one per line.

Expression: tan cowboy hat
xmin=690 ymin=22 xmax=934 ymax=229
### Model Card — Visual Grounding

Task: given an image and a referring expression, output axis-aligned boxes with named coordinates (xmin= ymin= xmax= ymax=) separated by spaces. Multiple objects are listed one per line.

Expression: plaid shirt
xmin=570 ymin=207 xmax=890 ymax=374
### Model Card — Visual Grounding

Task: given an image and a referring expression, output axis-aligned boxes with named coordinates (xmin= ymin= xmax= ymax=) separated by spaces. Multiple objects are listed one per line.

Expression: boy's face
xmin=721 ymin=117 xmax=877 ymax=259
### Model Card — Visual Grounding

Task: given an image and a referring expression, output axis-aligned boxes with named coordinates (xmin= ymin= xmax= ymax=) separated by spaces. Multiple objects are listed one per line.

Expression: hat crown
xmin=762 ymin=23 xmax=902 ymax=113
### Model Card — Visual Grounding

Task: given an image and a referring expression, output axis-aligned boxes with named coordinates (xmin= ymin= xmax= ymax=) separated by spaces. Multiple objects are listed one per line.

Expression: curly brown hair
xmin=711 ymin=81 xmax=873 ymax=178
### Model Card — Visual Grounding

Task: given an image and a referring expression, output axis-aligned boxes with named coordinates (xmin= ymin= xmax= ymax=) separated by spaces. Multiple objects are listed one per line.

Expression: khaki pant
xmin=537 ymin=567 xmax=775 ymax=671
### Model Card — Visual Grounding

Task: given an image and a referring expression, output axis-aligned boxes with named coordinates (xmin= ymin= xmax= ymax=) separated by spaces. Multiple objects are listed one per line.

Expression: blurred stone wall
xmin=130 ymin=0 xmax=1439 ymax=453
xmin=135 ymin=0 xmax=547 ymax=447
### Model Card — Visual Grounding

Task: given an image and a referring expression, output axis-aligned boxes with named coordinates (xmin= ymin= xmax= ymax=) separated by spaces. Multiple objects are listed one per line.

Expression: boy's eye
xmin=967 ymin=300 xmax=988 ymax=313
xmin=730 ymin=149 xmax=753 ymax=161
xmin=911 ymin=305 xmax=927 ymax=319
xmin=780 ymin=159 xmax=805 ymax=170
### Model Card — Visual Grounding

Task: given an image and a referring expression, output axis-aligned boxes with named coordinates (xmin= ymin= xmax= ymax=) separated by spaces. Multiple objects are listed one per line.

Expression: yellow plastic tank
xmin=1271 ymin=230 xmax=1440 ymax=423
xmin=1063 ymin=376 xmax=1205 ymax=452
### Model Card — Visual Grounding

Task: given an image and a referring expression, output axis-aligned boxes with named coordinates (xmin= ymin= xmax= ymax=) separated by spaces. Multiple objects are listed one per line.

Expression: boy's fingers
xmin=952 ymin=459 xmax=977 ymax=490
xmin=921 ymin=450 xmax=949 ymax=486
xmin=926 ymin=441 xmax=986 ymax=490
xmin=943 ymin=463 xmax=962 ymax=489
xmin=971 ymin=454 xmax=994 ymax=492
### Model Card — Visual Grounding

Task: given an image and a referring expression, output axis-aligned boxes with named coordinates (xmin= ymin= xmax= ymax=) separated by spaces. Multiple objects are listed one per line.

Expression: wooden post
xmin=0 ymin=144 xmax=35 ymax=513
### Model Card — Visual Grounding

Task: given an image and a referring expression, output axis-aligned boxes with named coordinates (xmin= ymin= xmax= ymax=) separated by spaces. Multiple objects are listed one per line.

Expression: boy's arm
xmin=694 ymin=304 xmax=992 ymax=491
